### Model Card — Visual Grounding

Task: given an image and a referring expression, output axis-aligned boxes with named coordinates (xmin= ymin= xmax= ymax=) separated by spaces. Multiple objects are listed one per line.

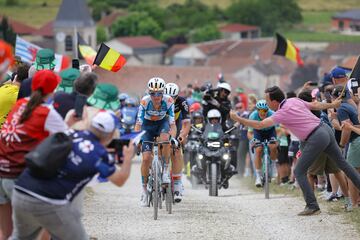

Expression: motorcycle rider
xmin=164 ymin=83 xmax=191 ymax=202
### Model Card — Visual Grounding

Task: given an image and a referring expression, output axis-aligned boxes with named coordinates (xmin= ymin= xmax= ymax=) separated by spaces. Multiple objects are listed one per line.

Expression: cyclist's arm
xmin=135 ymin=101 xmax=145 ymax=132
xmin=179 ymin=99 xmax=191 ymax=140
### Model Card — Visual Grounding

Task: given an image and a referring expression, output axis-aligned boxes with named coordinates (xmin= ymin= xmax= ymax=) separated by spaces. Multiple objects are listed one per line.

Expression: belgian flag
xmin=93 ymin=43 xmax=127 ymax=72
xmin=274 ymin=33 xmax=304 ymax=66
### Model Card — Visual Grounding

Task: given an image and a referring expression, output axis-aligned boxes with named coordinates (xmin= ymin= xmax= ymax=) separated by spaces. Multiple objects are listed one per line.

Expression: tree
xmin=190 ymin=24 xmax=221 ymax=43
xmin=160 ymin=28 xmax=188 ymax=46
xmin=96 ymin=26 xmax=107 ymax=44
xmin=0 ymin=17 xmax=16 ymax=46
xmin=128 ymin=1 xmax=166 ymax=28
xmin=89 ymin=1 xmax=110 ymax=21
xmin=111 ymin=12 xmax=162 ymax=39
xmin=5 ymin=0 xmax=18 ymax=6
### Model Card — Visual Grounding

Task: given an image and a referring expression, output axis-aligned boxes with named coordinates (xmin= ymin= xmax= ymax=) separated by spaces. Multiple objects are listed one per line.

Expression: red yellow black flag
xmin=274 ymin=33 xmax=304 ymax=66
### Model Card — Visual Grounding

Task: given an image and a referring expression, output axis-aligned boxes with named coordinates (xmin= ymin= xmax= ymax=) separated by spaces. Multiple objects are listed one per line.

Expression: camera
xmin=108 ymin=139 xmax=130 ymax=164
xmin=350 ymin=78 xmax=360 ymax=95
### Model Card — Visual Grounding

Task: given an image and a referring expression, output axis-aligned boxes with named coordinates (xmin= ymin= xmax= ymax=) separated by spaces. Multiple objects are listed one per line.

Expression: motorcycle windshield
xmin=203 ymin=123 xmax=224 ymax=140
xmin=121 ymin=107 xmax=138 ymax=125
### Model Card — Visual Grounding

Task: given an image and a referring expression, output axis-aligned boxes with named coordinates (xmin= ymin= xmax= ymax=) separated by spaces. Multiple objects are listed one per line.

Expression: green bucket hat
xmin=236 ymin=87 xmax=244 ymax=93
xmin=57 ymin=68 xmax=80 ymax=93
xmin=34 ymin=49 xmax=56 ymax=71
xmin=87 ymin=83 xmax=120 ymax=111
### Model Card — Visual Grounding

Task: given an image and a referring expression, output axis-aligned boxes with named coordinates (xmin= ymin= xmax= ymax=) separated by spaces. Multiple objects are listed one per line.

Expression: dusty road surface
xmin=83 ymin=160 xmax=359 ymax=240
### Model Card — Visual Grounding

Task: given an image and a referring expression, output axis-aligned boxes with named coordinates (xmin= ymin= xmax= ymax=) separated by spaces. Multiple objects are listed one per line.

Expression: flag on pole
xmin=93 ymin=43 xmax=126 ymax=72
xmin=15 ymin=35 xmax=70 ymax=72
xmin=273 ymin=33 xmax=304 ymax=66
xmin=77 ymin=33 xmax=97 ymax=65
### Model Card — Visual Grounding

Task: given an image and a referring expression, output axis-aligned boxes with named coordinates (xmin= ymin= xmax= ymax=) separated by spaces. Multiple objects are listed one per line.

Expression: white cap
xmin=91 ymin=110 xmax=119 ymax=133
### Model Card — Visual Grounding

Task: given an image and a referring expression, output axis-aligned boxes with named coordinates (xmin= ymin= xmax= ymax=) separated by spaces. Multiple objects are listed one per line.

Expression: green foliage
xmin=226 ymin=0 xmax=302 ymax=35
xmin=111 ymin=12 xmax=162 ymax=39
xmin=128 ymin=1 xmax=166 ymax=28
xmin=190 ymin=24 xmax=221 ymax=43
xmin=96 ymin=26 xmax=107 ymax=44
xmin=89 ymin=1 xmax=110 ymax=21
xmin=0 ymin=17 xmax=16 ymax=46
xmin=5 ymin=0 xmax=18 ymax=6
xmin=160 ymin=28 xmax=188 ymax=45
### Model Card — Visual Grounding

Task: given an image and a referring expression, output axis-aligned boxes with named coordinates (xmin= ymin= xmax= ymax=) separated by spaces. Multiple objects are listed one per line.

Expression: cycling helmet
xmin=118 ymin=93 xmax=129 ymax=101
xmin=165 ymin=83 xmax=180 ymax=97
xmin=189 ymin=102 xmax=202 ymax=113
xmin=207 ymin=109 xmax=221 ymax=119
xmin=255 ymin=99 xmax=268 ymax=110
xmin=148 ymin=77 xmax=166 ymax=92
xmin=124 ymin=97 xmax=137 ymax=107
xmin=217 ymin=82 xmax=231 ymax=93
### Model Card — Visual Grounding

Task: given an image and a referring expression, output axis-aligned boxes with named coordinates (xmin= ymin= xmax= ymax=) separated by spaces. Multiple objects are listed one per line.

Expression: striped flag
xmin=15 ymin=35 xmax=70 ymax=72
xmin=273 ymin=33 xmax=304 ymax=66
xmin=93 ymin=43 xmax=126 ymax=72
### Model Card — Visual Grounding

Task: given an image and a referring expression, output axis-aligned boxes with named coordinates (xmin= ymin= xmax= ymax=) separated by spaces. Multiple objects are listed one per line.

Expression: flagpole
xmin=73 ymin=26 xmax=78 ymax=59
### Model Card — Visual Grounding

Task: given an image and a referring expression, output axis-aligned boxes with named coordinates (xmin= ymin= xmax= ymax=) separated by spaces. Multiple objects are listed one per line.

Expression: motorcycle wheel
xmin=209 ymin=163 xmax=218 ymax=197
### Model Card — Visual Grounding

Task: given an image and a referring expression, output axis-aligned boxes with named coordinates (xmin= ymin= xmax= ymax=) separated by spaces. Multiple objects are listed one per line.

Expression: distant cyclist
xmin=247 ymin=100 xmax=278 ymax=187
xmin=165 ymin=83 xmax=191 ymax=202
xmin=134 ymin=77 xmax=176 ymax=207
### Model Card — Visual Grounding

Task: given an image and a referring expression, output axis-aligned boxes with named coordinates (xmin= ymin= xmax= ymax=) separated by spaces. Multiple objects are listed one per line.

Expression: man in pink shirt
xmin=230 ymin=86 xmax=360 ymax=216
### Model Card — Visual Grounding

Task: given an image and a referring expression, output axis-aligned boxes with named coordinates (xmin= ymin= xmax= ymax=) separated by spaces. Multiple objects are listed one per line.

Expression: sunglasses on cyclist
xmin=257 ymin=108 xmax=268 ymax=114
xmin=149 ymin=91 xmax=163 ymax=97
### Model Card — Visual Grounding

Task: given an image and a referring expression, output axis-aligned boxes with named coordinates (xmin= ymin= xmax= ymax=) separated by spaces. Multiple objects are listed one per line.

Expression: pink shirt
xmin=270 ymin=98 xmax=320 ymax=141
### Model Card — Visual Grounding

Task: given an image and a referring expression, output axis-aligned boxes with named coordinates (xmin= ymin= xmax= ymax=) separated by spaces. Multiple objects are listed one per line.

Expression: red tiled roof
xmin=206 ymin=56 xmax=256 ymax=73
xmin=117 ymin=36 xmax=166 ymax=49
xmin=325 ymin=42 xmax=360 ymax=56
xmin=197 ymin=40 xmax=237 ymax=56
xmin=33 ymin=21 xmax=54 ymax=37
xmin=342 ymin=56 xmax=358 ymax=69
xmin=98 ymin=11 xmax=127 ymax=27
xmin=165 ymin=44 xmax=188 ymax=57
xmin=219 ymin=23 xmax=259 ymax=33
xmin=94 ymin=65 xmax=222 ymax=96
xmin=0 ymin=16 xmax=37 ymax=35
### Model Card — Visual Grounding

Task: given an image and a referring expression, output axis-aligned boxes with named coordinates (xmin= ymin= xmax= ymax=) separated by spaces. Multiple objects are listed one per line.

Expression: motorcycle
xmin=119 ymin=106 xmax=138 ymax=135
xmin=192 ymin=122 xmax=238 ymax=196
xmin=184 ymin=124 xmax=203 ymax=186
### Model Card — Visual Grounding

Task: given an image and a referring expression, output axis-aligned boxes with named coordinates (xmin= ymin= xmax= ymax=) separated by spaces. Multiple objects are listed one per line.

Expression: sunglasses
xmin=149 ymin=91 xmax=163 ymax=97
xmin=258 ymin=109 xmax=268 ymax=114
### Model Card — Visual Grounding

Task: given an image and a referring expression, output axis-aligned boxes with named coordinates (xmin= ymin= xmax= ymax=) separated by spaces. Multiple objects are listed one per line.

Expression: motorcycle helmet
xmin=207 ymin=109 xmax=221 ymax=123
xmin=217 ymin=82 xmax=231 ymax=94
xmin=255 ymin=99 xmax=268 ymax=110
xmin=124 ymin=97 xmax=137 ymax=107
xmin=118 ymin=93 xmax=129 ymax=101
xmin=148 ymin=77 xmax=166 ymax=92
xmin=165 ymin=83 xmax=180 ymax=98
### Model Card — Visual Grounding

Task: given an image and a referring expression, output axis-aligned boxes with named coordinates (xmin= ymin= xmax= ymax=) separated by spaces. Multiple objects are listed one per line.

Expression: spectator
xmin=9 ymin=111 xmax=134 ymax=240
xmin=235 ymin=102 xmax=250 ymax=176
xmin=53 ymin=71 xmax=97 ymax=119
xmin=0 ymin=70 xmax=67 ymax=240
xmin=17 ymin=49 xmax=56 ymax=99
xmin=230 ymin=86 xmax=360 ymax=216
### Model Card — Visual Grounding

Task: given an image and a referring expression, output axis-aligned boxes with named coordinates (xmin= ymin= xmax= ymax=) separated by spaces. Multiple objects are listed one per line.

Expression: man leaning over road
xmin=230 ymin=86 xmax=360 ymax=216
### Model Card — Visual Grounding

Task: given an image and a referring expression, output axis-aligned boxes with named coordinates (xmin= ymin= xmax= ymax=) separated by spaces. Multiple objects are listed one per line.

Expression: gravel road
xmin=83 ymin=159 xmax=359 ymax=240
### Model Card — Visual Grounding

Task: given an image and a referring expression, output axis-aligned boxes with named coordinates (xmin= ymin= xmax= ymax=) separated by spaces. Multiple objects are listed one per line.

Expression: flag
xmin=93 ymin=43 xmax=126 ymax=72
xmin=15 ymin=36 xmax=70 ymax=72
xmin=77 ymin=33 xmax=97 ymax=65
xmin=274 ymin=33 xmax=304 ymax=66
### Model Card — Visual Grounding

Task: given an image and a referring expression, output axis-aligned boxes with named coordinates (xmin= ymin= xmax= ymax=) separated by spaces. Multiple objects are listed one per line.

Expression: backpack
xmin=25 ymin=132 xmax=73 ymax=179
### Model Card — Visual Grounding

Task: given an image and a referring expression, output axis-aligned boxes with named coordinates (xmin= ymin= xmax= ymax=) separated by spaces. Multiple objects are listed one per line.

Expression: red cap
xmin=189 ymin=102 xmax=202 ymax=113
xmin=0 ymin=40 xmax=14 ymax=72
xmin=31 ymin=70 xmax=61 ymax=95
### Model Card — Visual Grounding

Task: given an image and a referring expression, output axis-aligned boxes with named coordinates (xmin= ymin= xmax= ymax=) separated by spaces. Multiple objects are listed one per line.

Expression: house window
xmin=241 ymin=31 xmax=248 ymax=39
xmin=338 ymin=20 xmax=344 ymax=31
xmin=65 ymin=35 xmax=73 ymax=51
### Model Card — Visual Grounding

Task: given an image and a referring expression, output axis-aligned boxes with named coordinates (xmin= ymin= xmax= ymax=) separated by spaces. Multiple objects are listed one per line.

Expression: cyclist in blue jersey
xmin=248 ymin=100 xmax=278 ymax=187
xmin=134 ymin=77 xmax=177 ymax=207
xmin=165 ymin=83 xmax=191 ymax=202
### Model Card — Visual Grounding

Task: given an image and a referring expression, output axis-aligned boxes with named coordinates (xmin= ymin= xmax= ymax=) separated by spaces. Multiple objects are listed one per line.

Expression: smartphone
xmin=108 ymin=139 xmax=130 ymax=164
xmin=309 ymin=82 xmax=318 ymax=86
xmin=72 ymin=59 xmax=80 ymax=70
xmin=74 ymin=94 xmax=87 ymax=119
xmin=350 ymin=78 xmax=360 ymax=95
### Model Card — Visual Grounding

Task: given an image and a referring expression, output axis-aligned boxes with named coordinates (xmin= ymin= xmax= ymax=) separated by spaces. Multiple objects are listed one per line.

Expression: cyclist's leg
xmin=159 ymin=119 xmax=171 ymax=183
xmin=254 ymin=143 xmax=263 ymax=187
xmin=172 ymin=148 xmax=184 ymax=201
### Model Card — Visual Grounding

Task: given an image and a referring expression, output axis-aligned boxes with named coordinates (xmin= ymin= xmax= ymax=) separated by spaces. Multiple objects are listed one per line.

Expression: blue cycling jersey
xmin=136 ymin=95 xmax=175 ymax=125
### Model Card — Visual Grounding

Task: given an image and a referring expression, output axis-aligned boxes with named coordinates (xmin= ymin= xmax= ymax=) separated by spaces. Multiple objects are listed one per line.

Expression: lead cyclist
xmin=135 ymin=77 xmax=177 ymax=207
xmin=165 ymin=83 xmax=191 ymax=202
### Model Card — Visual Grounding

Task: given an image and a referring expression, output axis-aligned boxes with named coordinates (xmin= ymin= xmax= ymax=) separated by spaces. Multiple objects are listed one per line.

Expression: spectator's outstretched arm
xmin=108 ymin=142 xmax=134 ymax=187
xmin=230 ymin=110 xmax=275 ymax=130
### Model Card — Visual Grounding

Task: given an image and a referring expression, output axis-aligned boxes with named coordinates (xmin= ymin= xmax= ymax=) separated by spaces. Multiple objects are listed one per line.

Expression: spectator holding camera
xmin=9 ymin=111 xmax=134 ymax=240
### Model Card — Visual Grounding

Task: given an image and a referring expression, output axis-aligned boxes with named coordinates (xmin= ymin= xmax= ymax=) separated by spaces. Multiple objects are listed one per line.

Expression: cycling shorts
xmin=141 ymin=118 xmax=170 ymax=152
xmin=253 ymin=128 xmax=277 ymax=143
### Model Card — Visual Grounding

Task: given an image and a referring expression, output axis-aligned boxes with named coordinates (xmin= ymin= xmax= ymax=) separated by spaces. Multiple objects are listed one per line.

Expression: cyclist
xmin=247 ymin=100 xmax=278 ymax=187
xmin=134 ymin=77 xmax=176 ymax=207
xmin=164 ymin=83 xmax=190 ymax=202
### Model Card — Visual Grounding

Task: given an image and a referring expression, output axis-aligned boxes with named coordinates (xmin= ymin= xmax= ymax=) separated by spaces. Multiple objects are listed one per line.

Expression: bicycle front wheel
xmin=153 ymin=162 xmax=159 ymax=220
xmin=264 ymin=155 xmax=270 ymax=199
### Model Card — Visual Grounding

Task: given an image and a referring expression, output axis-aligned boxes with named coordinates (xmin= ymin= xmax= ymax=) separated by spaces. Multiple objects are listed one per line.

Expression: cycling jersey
xmin=137 ymin=95 xmax=175 ymax=125
xmin=15 ymin=130 xmax=115 ymax=204
xmin=248 ymin=110 xmax=275 ymax=132
xmin=248 ymin=110 xmax=277 ymax=142
xmin=174 ymin=96 xmax=190 ymax=123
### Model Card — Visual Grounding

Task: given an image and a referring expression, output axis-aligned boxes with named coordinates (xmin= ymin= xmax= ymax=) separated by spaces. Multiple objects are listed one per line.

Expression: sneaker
xmin=344 ymin=197 xmax=353 ymax=212
xmin=162 ymin=171 xmax=171 ymax=184
xmin=140 ymin=189 xmax=148 ymax=207
xmin=297 ymin=207 xmax=321 ymax=216
xmin=255 ymin=176 xmax=262 ymax=188
xmin=326 ymin=193 xmax=338 ymax=202
xmin=174 ymin=191 xmax=182 ymax=203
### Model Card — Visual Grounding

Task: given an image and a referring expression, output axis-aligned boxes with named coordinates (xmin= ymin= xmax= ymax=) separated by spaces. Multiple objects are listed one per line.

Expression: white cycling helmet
xmin=148 ymin=77 xmax=166 ymax=92
xmin=165 ymin=83 xmax=180 ymax=97
xmin=217 ymin=82 xmax=231 ymax=93
xmin=207 ymin=109 xmax=221 ymax=119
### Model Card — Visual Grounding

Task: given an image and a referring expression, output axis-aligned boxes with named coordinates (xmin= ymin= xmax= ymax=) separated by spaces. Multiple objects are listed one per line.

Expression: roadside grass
xmin=242 ymin=176 xmax=360 ymax=234
xmin=298 ymin=0 xmax=360 ymax=11
xmin=281 ymin=30 xmax=360 ymax=42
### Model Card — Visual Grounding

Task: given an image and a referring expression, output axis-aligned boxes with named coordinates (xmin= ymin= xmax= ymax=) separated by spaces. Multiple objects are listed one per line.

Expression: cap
xmin=34 ymin=48 xmax=56 ymax=71
xmin=0 ymin=40 xmax=14 ymax=73
xmin=58 ymin=68 xmax=81 ymax=93
xmin=31 ymin=70 xmax=61 ymax=94
xmin=91 ymin=110 xmax=119 ymax=133
xmin=331 ymin=67 xmax=347 ymax=79
xmin=87 ymin=83 xmax=120 ymax=111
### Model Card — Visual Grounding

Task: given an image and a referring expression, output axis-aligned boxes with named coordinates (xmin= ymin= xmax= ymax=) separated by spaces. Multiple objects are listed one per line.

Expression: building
xmin=219 ymin=23 xmax=261 ymax=40
xmin=332 ymin=9 xmax=360 ymax=34
xmin=105 ymin=36 xmax=166 ymax=65
xmin=0 ymin=16 xmax=37 ymax=36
